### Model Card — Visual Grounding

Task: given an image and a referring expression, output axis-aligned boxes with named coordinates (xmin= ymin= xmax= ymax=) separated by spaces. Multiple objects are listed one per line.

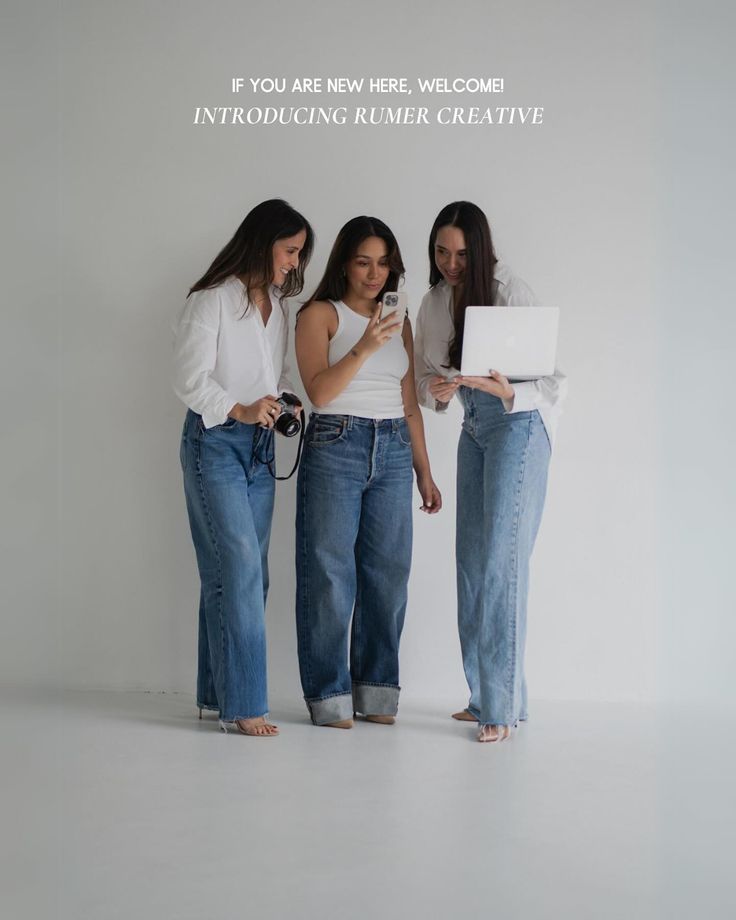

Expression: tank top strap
xmin=330 ymin=297 xmax=364 ymax=323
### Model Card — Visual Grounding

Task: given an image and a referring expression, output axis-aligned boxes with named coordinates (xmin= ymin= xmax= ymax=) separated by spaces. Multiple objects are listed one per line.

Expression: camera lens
xmin=274 ymin=413 xmax=301 ymax=438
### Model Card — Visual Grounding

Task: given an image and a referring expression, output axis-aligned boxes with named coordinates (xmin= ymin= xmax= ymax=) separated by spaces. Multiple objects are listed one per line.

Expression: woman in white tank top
xmin=294 ymin=216 xmax=441 ymax=729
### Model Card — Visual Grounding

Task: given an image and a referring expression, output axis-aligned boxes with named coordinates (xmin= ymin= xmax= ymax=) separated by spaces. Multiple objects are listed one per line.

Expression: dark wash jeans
xmin=296 ymin=414 xmax=414 ymax=725
xmin=180 ymin=410 xmax=275 ymax=722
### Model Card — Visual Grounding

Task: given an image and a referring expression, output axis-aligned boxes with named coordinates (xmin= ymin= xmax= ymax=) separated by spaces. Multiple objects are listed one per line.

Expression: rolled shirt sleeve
xmin=414 ymin=289 xmax=456 ymax=413
xmin=413 ymin=300 xmax=438 ymax=411
xmin=172 ymin=290 xmax=236 ymax=428
xmin=501 ymin=368 xmax=568 ymax=416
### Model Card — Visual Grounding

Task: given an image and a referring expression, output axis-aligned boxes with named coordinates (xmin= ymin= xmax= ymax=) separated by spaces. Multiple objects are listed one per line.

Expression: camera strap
xmin=254 ymin=423 xmax=305 ymax=481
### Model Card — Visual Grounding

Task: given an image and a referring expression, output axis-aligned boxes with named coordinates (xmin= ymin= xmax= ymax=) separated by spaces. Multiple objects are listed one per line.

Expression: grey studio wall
xmin=3 ymin=0 xmax=734 ymax=711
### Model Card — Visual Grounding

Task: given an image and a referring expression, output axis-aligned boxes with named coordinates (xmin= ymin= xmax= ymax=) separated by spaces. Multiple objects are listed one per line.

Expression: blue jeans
xmin=456 ymin=387 xmax=551 ymax=727
xmin=180 ymin=410 xmax=275 ymax=722
xmin=296 ymin=414 xmax=414 ymax=725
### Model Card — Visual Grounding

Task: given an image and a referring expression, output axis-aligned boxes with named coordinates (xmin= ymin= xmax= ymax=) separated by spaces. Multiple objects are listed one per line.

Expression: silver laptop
xmin=460 ymin=307 xmax=559 ymax=381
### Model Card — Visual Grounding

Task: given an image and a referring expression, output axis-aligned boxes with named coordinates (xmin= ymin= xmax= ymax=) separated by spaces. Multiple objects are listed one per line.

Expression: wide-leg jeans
xmin=296 ymin=414 xmax=414 ymax=725
xmin=456 ymin=387 xmax=550 ymax=727
xmin=180 ymin=410 xmax=275 ymax=722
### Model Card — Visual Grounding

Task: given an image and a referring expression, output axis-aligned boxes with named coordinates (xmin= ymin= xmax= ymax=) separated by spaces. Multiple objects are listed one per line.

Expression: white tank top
xmin=318 ymin=300 xmax=409 ymax=418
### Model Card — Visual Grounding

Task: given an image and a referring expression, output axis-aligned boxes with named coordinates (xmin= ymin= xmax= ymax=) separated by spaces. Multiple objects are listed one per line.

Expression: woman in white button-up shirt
xmin=414 ymin=201 xmax=567 ymax=743
xmin=173 ymin=199 xmax=314 ymax=737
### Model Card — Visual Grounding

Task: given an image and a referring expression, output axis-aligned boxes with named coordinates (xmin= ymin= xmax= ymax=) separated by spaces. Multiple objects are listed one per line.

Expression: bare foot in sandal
xmin=220 ymin=716 xmax=279 ymax=736
xmin=477 ymin=724 xmax=511 ymax=743
xmin=238 ymin=717 xmax=279 ymax=736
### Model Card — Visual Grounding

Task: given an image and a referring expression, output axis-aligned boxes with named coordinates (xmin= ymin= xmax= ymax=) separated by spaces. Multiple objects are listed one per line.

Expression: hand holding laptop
xmin=457 ymin=369 xmax=515 ymax=401
xmin=430 ymin=369 xmax=514 ymax=403
xmin=429 ymin=375 xmax=461 ymax=402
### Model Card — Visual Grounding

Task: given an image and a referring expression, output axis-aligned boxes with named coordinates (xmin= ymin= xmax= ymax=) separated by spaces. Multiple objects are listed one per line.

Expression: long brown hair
xmin=189 ymin=199 xmax=314 ymax=307
xmin=428 ymin=201 xmax=497 ymax=369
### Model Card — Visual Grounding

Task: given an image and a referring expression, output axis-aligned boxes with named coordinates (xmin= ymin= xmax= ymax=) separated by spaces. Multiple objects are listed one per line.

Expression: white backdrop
xmin=3 ymin=0 xmax=734 ymax=709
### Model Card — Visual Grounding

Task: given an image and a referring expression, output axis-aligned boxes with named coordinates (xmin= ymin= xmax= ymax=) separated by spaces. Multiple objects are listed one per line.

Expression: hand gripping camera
xmin=273 ymin=392 xmax=302 ymax=437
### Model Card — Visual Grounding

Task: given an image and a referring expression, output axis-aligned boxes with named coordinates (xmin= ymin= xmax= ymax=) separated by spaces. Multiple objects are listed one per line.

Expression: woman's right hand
xmin=429 ymin=375 xmax=460 ymax=403
xmin=232 ymin=396 xmax=282 ymax=427
xmin=355 ymin=305 xmax=403 ymax=358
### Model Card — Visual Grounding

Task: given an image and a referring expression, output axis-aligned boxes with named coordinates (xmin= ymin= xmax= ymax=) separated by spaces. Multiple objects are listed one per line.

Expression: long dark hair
xmin=299 ymin=216 xmax=404 ymax=315
xmin=428 ymin=201 xmax=497 ymax=370
xmin=189 ymin=199 xmax=314 ymax=305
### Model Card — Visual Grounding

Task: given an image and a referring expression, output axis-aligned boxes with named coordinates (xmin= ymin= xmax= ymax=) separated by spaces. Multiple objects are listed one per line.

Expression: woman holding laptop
xmin=414 ymin=201 xmax=567 ymax=742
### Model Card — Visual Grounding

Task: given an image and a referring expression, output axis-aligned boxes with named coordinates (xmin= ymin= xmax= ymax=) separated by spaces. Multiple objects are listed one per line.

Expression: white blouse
xmin=413 ymin=264 xmax=567 ymax=445
xmin=172 ymin=277 xmax=295 ymax=428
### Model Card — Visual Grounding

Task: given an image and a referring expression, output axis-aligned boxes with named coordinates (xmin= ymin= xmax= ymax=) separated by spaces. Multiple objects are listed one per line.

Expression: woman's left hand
xmin=417 ymin=473 xmax=442 ymax=514
xmin=457 ymin=370 xmax=515 ymax=403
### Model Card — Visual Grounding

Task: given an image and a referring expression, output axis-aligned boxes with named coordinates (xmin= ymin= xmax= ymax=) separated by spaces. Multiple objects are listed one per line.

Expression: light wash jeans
xmin=456 ymin=387 xmax=550 ymax=727
xmin=180 ymin=410 xmax=275 ymax=722
xmin=296 ymin=414 xmax=414 ymax=725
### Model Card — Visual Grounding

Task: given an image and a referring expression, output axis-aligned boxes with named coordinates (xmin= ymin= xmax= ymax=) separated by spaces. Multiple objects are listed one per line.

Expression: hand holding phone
xmin=379 ymin=291 xmax=408 ymax=330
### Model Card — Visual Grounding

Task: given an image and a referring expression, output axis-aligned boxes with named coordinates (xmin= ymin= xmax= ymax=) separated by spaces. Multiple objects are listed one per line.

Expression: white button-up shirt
xmin=414 ymin=264 xmax=567 ymax=445
xmin=172 ymin=276 xmax=295 ymax=428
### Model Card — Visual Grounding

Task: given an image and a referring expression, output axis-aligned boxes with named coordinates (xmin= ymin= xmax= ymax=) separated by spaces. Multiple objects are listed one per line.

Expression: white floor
xmin=3 ymin=690 xmax=734 ymax=920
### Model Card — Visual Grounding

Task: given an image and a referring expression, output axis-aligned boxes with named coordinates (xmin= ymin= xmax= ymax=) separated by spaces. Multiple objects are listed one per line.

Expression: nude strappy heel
xmin=218 ymin=717 xmax=279 ymax=737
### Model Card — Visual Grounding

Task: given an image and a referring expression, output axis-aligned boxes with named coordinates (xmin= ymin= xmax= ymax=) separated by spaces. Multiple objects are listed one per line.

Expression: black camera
xmin=273 ymin=392 xmax=302 ymax=437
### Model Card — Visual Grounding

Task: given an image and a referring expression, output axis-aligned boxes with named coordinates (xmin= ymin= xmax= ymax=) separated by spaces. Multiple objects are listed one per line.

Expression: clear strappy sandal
xmin=218 ymin=717 xmax=279 ymax=737
xmin=477 ymin=724 xmax=512 ymax=743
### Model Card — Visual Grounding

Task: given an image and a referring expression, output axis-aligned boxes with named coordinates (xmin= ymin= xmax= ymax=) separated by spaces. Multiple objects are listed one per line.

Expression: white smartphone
xmin=379 ymin=291 xmax=408 ymax=328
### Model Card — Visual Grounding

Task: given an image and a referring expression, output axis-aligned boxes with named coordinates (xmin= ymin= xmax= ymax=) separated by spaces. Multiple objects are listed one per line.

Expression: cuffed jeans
xmin=180 ymin=410 xmax=275 ymax=722
xmin=296 ymin=414 xmax=414 ymax=725
xmin=456 ymin=387 xmax=551 ymax=727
